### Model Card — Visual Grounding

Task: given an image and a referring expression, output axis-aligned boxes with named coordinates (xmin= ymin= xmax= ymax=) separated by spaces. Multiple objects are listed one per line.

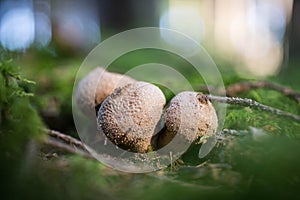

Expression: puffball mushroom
xmin=158 ymin=91 xmax=218 ymax=148
xmin=76 ymin=68 xmax=218 ymax=153
xmin=97 ymin=81 xmax=166 ymax=153
xmin=75 ymin=67 xmax=136 ymax=117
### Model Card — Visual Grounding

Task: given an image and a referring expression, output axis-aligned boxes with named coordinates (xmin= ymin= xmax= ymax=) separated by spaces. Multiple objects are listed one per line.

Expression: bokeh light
xmin=34 ymin=0 xmax=52 ymax=47
xmin=213 ymin=0 xmax=293 ymax=77
xmin=0 ymin=7 xmax=35 ymax=51
xmin=159 ymin=0 xmax=205 ymax=57
xmin=53 ymin=12 xmax=101 ymax=52
xmin=159 ymin=0 xmax=293 ymax=77
xmin=0 ymin=0 xmax=101 ymax=52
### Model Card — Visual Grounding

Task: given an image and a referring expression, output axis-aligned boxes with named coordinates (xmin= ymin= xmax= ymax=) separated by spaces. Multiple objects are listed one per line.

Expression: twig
xmin=199 ymin=81 xmax=300 ymax=103
xmin=44 ymin=136 xmax=93 ymax=159
xmin=45 ymin=129 xmax=85 ymax=149
xmin=43 ymin=129 xmax=94 ymax=159
xmin=207 ymin=95 xmax=300 ymax=123
xmin=226 ymin=81 xmax=300 ymax=103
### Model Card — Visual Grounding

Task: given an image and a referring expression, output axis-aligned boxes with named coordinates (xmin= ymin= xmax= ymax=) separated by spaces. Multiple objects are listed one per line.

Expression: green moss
xmin=0 ymin=58 xmax=45 ymax=199
xmin=0 ymin=59 xmax=44 ymax=154
xmin=2 ymin=49 xmax=300 ymax=200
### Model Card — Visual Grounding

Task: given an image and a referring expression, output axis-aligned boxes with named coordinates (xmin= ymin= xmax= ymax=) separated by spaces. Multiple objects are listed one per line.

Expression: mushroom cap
xmin=97 ymin=81 xmax=166 ymax=153
xmin=158 ymin=91 xmax=218 ymax=147
xmin=75 ymin=67 xmax=136 ymax=117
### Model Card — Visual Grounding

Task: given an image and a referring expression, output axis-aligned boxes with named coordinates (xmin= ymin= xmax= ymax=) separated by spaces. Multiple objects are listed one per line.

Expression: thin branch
xmin=43 ymin=129 xmax=94 ymax=159
xmin=207 ymin=95 xmax=300 ymax=123
xmin=44 ymin=136 xmax=94 ymax=159
xmin=199 ymin=81 xmax=300 ymax=103
xmin=226 ymin=81 xmax=300 ymax=103
xmin=45 ymin=129 xmax=85 ymax=149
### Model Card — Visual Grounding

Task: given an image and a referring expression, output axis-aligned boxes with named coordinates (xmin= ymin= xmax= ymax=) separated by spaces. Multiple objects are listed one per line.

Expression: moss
xmin=0 ymin=59 xmax=45 ymax=199
xmin=0 ymin=59 xmax=44 ymax=154
xmin=2 ymin=49 xmax=300 ymax=200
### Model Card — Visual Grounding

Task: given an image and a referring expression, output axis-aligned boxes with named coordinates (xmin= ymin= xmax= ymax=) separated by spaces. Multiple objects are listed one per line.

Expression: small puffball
xmin=158 ymin=91 xmax=218 ymax=148
xmin=75 ymin=67 xmax=136 ymax=117
xmin=97 ymin=82 xmax=166 ymax=153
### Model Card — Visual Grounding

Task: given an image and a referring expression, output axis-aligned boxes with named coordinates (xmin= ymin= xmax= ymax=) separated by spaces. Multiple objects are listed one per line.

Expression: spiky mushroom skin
xmin=97 ymin=82 xmax=166 ymax=153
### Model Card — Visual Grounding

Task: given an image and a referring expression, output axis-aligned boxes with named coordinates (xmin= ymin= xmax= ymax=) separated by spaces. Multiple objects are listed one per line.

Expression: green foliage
xmin=14 ymin=51 xmax=80 ymax=134
xmin=0 ymin=59 xmax=44 ymax=199
xmin=0 ymin=59 xmax=43 ymax=143
xmin=0 ymin=60 xmax=34 ymax=104
xmin=223 ymin=134 xmax=300 ymax=199
xmin=224 ymin=88 xmax=300 ymax=138
xmin=11 ymin=156 xmax=118 ymax=200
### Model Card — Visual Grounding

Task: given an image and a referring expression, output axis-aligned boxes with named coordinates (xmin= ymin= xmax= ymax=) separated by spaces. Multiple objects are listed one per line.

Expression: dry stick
xmin=43 ymin=129 xmax=94 ymax=159
xmin=226 ymin=81 xmax=300 ymax=103
xmin=44 ymin=137 xmax=93 ymax=159
xmin=199 ymin=81 xmax=300 ymax=103
xmin=207 ymin=95 xmax=300 ymax=123
xmin=46 ymin=129 xmax=85 ymax=149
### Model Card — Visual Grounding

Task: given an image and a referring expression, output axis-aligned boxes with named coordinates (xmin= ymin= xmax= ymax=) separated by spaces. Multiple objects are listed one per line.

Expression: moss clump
xmin=0 ymin=59 xmax=45 ymax=199
xmin=0 ymin=59 xmax=44 ymax=152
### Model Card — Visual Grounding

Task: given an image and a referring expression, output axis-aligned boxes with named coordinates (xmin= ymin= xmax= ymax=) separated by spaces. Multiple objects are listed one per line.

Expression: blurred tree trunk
xmin=289 ymin=1 xmax=300 ymax=61
xmin=98 ymin=0 xmax=168 ymax=36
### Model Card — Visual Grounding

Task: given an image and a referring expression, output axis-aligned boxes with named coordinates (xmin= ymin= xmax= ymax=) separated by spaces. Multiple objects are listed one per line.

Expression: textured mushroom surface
xmin=97 ymin=82 xmax=166 ymax=153
xmin=75 ymin=67 xmax=136 ymax=117
xmin=158 ymin=91 xmax=218 ymax=148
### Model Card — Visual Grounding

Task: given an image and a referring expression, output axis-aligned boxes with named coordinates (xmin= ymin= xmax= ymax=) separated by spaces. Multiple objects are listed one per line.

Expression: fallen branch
xmin=44 ymin=137 xmax=93 ymax=159
xmin=199 ymin=81 xmax=300 ymax=103
xmin=226 ymin=81 xmax=300 ymax=103
xmin=43 ymin=129 xmax=94 ymax=159
xmin=46 ymin=129 xmax=85 ymax=149
xmin=207 ymin=95 xmax=300 ymax=123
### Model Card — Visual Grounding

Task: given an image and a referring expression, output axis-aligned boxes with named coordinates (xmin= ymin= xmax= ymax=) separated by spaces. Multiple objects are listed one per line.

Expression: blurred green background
xmin=1 ymin=0 xmax=300 ymax=199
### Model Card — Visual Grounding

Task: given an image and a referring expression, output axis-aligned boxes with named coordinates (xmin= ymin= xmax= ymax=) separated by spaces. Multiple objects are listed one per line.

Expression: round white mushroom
xmin=158 ymin=91 xmax=218 ymax=148
xmin=97 ymin=81 xmax=166 ymax=153
xmin=75 ymin=67 xmax=136 ymax=117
